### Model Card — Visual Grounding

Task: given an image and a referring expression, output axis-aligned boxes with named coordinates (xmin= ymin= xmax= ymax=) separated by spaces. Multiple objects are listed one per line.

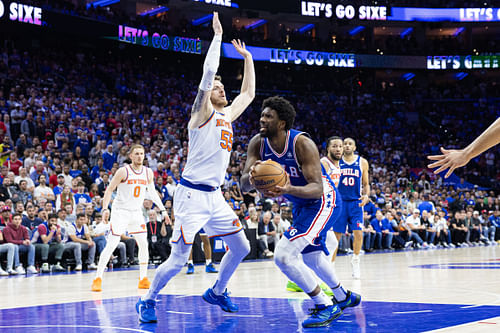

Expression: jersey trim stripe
xmin=267 ymin=130 xmax=290 ymax=158
xmin=122 ymin=166 xmax=129 ymax=183
xmin=198 ymin=111 xmax=215 ymax=129
xmin=129 ymin=165 xmax=144 ymax=175
xmin=292 ymin=132 xmax=301 ymax=168
xmin=171 ymin=226 xmax=194 ymax=245
xmin=208 ymin=227 xmax=243 ymax=239
xmin=289 ymin=176 xmax=335 ymax=242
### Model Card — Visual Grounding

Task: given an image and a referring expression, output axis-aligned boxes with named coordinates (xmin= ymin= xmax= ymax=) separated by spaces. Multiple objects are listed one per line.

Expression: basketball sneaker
xmin=136 ymin=298 xmax=157 ymax=323
xmin=202 ymin=288 xmax=238 ymax=312
xmin=186 ymin=263 xmax=194 ymax=274
xmin=41 ymin=263 xmax=50 ymax=273
xmin=0 ymin=267 xmax=8 ymax=276
xmin=138 ymin=277 xmax=151 ymax=289
xmin=91 ymin=278 xmax=102 ymax=292
xmin=335 ymin=290 xmax=362 ymax=310
xmin=205 ymin=262 xmax=218 ymax=273
xmin=302 ymin=304 xmax=342 ymax=328
xmin=286 ymin=280 xmax=303 ymax=292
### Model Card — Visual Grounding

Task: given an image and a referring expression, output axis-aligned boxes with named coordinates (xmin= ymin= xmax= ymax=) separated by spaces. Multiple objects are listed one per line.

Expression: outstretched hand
xmin=427 ymin=147 xmax=471 ymax=178
xmin=231 ymin=39 xmax=251 ymax=58
xmin=212 ymin=12 xmax=222 ymax=35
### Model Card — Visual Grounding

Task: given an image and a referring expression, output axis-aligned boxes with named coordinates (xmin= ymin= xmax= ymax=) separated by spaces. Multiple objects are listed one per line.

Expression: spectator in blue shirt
xmin=370 ymin=211 xmax=384 ymax=249
xmin=102 ymin=144 xmax=116 ymax=171
xmin=418 ymin=193 xmax=436 ymax=214
xmin=74 ymin=182 xmax=92 ymax=206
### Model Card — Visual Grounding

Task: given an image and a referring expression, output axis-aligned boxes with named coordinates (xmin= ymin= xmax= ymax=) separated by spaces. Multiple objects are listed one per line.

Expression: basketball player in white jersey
xmin=137 ymin=12 xmax=255 ymax=323
xmin=91 ymin=144 xmax=170 ymax=292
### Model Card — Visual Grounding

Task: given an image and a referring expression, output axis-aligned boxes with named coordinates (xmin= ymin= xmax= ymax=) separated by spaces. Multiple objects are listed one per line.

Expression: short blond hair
xmin=129 ymin=144 xmax=145 ymax=155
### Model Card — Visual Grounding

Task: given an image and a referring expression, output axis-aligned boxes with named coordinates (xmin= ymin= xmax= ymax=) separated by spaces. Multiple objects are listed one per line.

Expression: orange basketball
xmin=252 ymin=160 xmax=287 ymax=192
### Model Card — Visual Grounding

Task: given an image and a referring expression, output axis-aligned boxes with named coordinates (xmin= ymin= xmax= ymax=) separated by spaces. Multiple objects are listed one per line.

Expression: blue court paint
xmin=0 ymin=296 xmax=499 ymax=332
xmin=412 ymin=262 xmax=500 ymax=269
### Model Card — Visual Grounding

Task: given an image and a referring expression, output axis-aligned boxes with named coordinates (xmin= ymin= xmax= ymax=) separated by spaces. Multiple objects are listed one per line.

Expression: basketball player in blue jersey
xmin=137 ymin=12 xmax=255 ymax=323
xmin=333 ymin=138 xmax=370 ymax=279
xmin=241 ymin=96 xmax=360 ymax=328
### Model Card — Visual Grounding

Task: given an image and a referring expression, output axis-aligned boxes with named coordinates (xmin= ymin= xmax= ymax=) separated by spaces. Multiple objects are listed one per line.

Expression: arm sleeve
xmin=199 ymin=35 xmax=222 ymax=91
xmin=147 ymin=181 xmax=166 ymax=212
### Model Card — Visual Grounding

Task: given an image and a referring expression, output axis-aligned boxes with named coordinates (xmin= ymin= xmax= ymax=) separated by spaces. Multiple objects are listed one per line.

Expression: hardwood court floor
xmin=0 ymin=245 xmax=499 ymax=332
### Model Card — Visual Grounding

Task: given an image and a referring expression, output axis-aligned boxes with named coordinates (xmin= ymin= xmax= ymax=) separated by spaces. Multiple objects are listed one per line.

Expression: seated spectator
xmin=64 ymin=213 xmax=97 ymax=271
xmin=258 ymin=211 xmax=277 ymax=257
xmin=11 ymin=179 xmax=32 ymax=205
xmin=30 ymin=213 xmax=65 ymax=272
xmin=245 ymin=207 xmax=260 ymax=229
xmin=4 ymin=152 xmax=23 ymax=176
xmin=421 ymin=210 xmax=437 ymax=248
xmin=0 ymin=205 xmax=12 ymax=227
xmin=470 ymin=211 xmax=482 ymax=244
xmin=398 ymin=211 xmax=428 ymax=249
xmin=30 ymin=161 xmax=49 ymax=185
xmin=406 ymin=209 xmax=430 ymax=248
xmin=0 ymin=227 xmax=19 ymax=275
xmin=370 ymin=211 xmax=384 ymax=249
xmin=434 ymin=210 xmax=454 ymax=248
xmin=121 ymin=232 xmax=138 ymax=266
xmin=147 ymin=210 xmax=171 ymax=263
xmin=34 ymin=174 xmax=55 ymax=204
xmin=480 ymin=210 xmax=496 ymax=245
xmin=450 ymin=211 xmax=469 ymax=247
xmin=272 ymin=213 xmax=290 ymax=239
xmin=52 ymin=174 xmax=66 ymax=196
xmin=362 ymin=211 xmax=376 ymax=251
xmin=22 ymin=205 xmax=43 ymax=231
xmin=3 ymin=213 xmax=37 ymax=274
xmin=56 ymin=185 xmax=75 ymax=212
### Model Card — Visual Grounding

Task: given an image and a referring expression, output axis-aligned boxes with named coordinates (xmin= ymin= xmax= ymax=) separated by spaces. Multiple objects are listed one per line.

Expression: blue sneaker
xmin=202 ymin=288 xmax=238 ymax=312
xmin=205 ymin=262 xmax=218 ymax=273
xmin=186 ymin=263 xmax=194 ymax=274
xmin=302 ymin=304 xmax=342 ymax=328
xmin=335 ymin=290 xmax=362 ymax=310
xmin=135 ymin=298 xmax=157 ymax=323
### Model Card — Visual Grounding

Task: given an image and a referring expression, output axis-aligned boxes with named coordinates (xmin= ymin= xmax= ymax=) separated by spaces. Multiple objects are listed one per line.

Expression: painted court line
xmin=222 ymin=314 xmax=264 ymax=318
xmin=393 ymin=310 xmax=433 ymax=314
xmin=165 ymin=310 xmax=193 ymax=315
xmin=0 ymin=325 xmax=149 ymax=332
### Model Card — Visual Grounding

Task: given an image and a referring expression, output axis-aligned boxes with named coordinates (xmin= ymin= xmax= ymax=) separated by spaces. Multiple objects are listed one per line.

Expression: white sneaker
xmin=0 ymin=268 xmax=8 ymax=276
xmin=88 ymin=263 xmax=98 ymax=270
xmin=41 ymin=263 xmax=50 ymax=273
xmin=351 ymin=258 xmax=360 ymax=279
xmin=27 ymin=266 xmax=38 ymax=274
xmin=7 ymin=268 xmax=18 ymax=275
xmin=404 ymin=241 xmax=413 ymax=248
xmin=449 ymin=243 xmax=456 ymax=248
xmin=15 ymin=266 xmax=26 ymax=274
xmin=75 ymin=264 xmax=82 ymax=271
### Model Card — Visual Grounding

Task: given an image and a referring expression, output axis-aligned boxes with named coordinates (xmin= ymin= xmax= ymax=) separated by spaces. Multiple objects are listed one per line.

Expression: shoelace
xmin=307 ymin=306 xmax=326 ymax=316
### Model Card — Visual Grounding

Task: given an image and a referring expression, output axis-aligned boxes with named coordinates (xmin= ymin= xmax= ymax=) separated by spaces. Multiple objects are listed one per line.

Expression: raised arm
xmin=428 ymin=117 xmax=500 ymax=178
xmin=226 ymin=40 xmax=255 ymax=122
xmin=188 ymin=12 xmax=223 ymax=129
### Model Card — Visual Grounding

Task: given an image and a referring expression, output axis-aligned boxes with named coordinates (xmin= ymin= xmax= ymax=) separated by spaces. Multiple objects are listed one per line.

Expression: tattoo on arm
xmin=191 ymin=89 xmax=210 ymax=115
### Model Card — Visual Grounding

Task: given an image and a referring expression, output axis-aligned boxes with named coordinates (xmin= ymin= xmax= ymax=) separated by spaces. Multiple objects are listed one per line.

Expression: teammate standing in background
xmin=91 ymin=144 xmax=170 ymax=292
xmin=137 ymin=12 xmax=255 ymax=323
xmin=333 ymin=138 xmax=370 ymax=279
xmin=241 ymin=97 xmax=360 ymax=328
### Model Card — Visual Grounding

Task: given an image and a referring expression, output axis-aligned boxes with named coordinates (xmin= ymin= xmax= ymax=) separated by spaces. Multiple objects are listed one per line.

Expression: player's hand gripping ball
xmin=251 ymin=160 xmax=287 ymax=193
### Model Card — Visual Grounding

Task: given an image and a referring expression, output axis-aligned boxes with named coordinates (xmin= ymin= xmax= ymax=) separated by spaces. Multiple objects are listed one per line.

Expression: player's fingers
xmin=445 ymin=166 xmax=457 ymax=179
xmin=434 ymin=161 xmax=451 ymax=174
xmin=440 ymin=147 xmax=450 ymax=154
xmin=427 ymin=154 xmax=444 ymax=161
xmin=242 ymin=41 xmax=246 ymax=49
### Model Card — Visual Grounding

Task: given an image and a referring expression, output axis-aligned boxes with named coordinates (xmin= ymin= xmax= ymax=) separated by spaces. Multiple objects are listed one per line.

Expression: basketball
xmin=252 ymin=160 xmax=287 ymax=192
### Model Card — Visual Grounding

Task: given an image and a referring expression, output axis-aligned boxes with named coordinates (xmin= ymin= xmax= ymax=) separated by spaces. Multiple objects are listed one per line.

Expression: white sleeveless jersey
xmin=321 ymin=156 xmax=341 ymax=187
xmin=112 ymin=165 xmax=150 ymax=211
xmin=182 ymin=110 xmax=232 ymax=188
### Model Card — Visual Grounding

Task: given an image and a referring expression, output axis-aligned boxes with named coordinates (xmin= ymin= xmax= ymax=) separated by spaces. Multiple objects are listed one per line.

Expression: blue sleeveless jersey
xmin=260 ymin=129 xmax=319 ymax=207
xmin=338 ymin=155 xmax=362 ymax=201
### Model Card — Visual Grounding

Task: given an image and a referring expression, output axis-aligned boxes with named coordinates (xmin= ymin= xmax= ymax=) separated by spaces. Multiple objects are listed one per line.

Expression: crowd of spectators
xmin=0 ymin=32 xmax=499 ymax=275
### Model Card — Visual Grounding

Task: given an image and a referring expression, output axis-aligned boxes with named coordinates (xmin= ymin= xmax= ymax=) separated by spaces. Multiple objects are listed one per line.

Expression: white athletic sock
xmin=136 ymin=233 xmax=149 ymax=280
xmin=352 ymin=254 xmax=360 ymax=261
xmin=95 ymin=235 xmax=121 ymax=279
xmin=332 ymin=283 xmax=347 ymax=301
xmin=311 ymin=290 xmax=333 ymax=306
xmin=206 ymin=259 xmax=211 ymax=265
xmin=187 ymin=260 xmax=193 ymax=265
